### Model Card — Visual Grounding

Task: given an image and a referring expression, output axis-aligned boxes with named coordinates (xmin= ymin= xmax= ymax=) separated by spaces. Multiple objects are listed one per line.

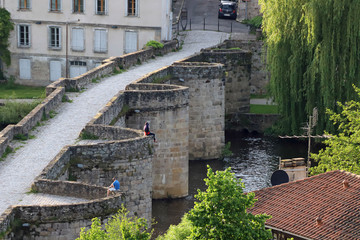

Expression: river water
xmin=152 ymin=131 xmax=311 ymax=237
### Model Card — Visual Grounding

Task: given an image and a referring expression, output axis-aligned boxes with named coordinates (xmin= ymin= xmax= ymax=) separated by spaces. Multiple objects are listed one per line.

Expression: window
xmin=70 ymin=61 xmax=87 ymax=78
xmin=124 ymin=31 xmax=138 ymax=53
xmin=49 ymin=60 xmax=62 ymax=81
xmin=71 ymin=28 xmax=84 ymax=51
xmin=73 ymin=0 xmax=84 ymax=13
xmin=50 ymin=0 xmax=61 ymax=11
xmin=49 ymin=26 xmax=61 ymax=49
xmin=127 ymin=0 xmax=138 ymax=16
xmin=18 ymin=25 xmax=30 ymax=47
xmin=19 ymin=59 xmax=31 ymax=80
xmin=96 ymin=0 xmax=107 ymax=15
xmin=94 ymin=29 xmax=107 ymax=53
xmin=19 ymin=0 xmax=31 ymax=9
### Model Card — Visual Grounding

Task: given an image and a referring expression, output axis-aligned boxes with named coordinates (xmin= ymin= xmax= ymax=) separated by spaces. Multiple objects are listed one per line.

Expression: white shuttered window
xmin=19 ymin=59 xmax=31 ymax=79
xmin=50 ymin=60 xmax=62 ymax=81
xmin=94 ymin=29 xmax=107 ymax=53
xmin=124 ymin=31 xmax=138 ymax=53
xmin=71 ymin=28 xmax=84 ymax=51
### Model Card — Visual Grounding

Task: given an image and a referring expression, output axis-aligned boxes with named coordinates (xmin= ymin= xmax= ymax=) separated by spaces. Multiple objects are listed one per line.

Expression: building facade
xmin=1 ymin=0 xmax=172 ymax=86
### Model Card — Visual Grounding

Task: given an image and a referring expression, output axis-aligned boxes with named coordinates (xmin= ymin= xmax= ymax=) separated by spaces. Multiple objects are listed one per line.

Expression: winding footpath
xmin=0 ymin=31 xmax=230 ymax=215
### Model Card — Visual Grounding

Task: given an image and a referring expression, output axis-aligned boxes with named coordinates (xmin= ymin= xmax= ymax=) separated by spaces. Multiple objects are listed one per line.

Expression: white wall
xmin=4 ymin=0 xmax=171 ymax=85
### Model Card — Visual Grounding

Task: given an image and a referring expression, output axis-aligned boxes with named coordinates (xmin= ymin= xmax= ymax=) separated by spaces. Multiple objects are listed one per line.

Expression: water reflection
xmin=152 ymin=131 xmax=309 ymax=237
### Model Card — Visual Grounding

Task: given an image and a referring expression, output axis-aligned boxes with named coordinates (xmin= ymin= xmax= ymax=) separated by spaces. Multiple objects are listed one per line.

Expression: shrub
xmin=145 ymin=40 xmax=164 ymax=49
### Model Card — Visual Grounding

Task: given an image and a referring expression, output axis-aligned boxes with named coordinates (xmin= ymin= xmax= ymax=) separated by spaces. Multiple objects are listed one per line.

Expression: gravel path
xmin=0 ymin=31 xmax=230 ymax=215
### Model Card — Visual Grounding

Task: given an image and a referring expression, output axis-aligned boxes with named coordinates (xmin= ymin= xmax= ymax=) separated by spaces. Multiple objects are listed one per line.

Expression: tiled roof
xmin=249 ymin=170 xmax=360 ymax=240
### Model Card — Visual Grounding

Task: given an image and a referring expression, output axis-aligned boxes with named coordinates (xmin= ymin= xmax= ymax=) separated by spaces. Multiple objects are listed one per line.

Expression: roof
xmin=249 ymin=170 xmax=360 ymax=240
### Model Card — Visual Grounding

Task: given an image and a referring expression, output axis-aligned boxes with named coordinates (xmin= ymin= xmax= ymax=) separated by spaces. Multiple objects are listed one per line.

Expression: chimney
xmin=343 ymin=179 xmax=349 ymax=189
xmin=316 ymin=217 xmax=323 ymax=226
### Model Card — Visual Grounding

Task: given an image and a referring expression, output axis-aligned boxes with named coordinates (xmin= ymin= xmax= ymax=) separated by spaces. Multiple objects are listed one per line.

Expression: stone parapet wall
xmin=90 ymin=92 xmax=127 ymax=126
xmin=192 ymin=50 xmax=252 ymax=115
xmin=37 ymin=147 xmax=72 ymax=180
xmin=0 ymin=87 xmax=65 ymax=159
xmin=125 ymin=83 xmax=189 ymax=110
xmin=133 ymin=66 xmax=172 ymax=84
xmin=171 ymin=62 xmax=225 ymax=160
xmin=65 ymin=136 xmax=153 ymax=222
xmin=83 ymin=125 xmax=142 ymax=141
xmin=1 ymin=193 xmax=122 ymax=240
xmin=0 ymin=180 xmax=123 ymax=240
xmin=33 ymin=180 xmax=109 ymax=200
xmin=221 ymin=40 xmax=268 ymax=94
xmin=0 ymin=39 xmax=178 ymax=161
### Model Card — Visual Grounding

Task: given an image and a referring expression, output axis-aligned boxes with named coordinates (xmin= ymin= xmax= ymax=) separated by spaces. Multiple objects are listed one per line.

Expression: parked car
xmin=218 ymin=2 xmax=237 ymax=20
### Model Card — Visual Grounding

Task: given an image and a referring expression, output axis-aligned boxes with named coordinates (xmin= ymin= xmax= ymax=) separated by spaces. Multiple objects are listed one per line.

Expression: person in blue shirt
xmin=107 ymin=177 xmax=120 ymax=196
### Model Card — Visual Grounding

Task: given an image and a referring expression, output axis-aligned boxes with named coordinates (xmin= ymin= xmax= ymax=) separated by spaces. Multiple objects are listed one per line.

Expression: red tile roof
xmin=249 ymin=170 xmax=360 ymax=240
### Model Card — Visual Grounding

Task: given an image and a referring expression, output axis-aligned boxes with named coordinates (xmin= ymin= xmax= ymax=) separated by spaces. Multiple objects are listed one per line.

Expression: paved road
xmin=0 ymin=30 xmax=231 ymax=215
xmin=183 ymin=0 xmax=249 ymax=33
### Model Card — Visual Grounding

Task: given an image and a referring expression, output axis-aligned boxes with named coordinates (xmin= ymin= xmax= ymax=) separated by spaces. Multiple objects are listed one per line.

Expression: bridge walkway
xmin=0 ymin=31 xmax=230 ymax=215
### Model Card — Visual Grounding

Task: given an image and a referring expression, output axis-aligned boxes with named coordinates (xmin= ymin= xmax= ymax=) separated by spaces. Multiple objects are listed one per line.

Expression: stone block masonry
xmin=221 ymin=40 xmax=269 ymax=95
xmin=171 ymin=62 xmax=226 ymax=160
xmin=125 ymin=83 xmax=190 ymax=199
xmin=0 ymin=37 xmax=257 ymax=239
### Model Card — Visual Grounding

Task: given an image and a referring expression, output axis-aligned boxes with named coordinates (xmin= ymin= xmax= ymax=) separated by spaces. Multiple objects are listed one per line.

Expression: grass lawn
xmin=250 ymin=104 xmax=278 ymax=114
xmin=0 ymin=84 xmax=45 ymax=99
xmin=250 ymin=93 xmax=270 ymax=99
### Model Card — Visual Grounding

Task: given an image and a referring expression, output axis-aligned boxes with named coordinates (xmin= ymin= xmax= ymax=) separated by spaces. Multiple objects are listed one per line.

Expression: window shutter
xmin=125 ymin=31 xmax=137 ymax=53
xmin=72 ymin=28 xmax=84 ymax=51
xmin=100 ymin=30 xmax=107 ymax=52
xmin=50 ymin=60 xmax=62 ymax=81
xmin=19 ymin=59 xmax=31 ymax=79
xmin=94 ymin=29 xmax=107 ymax=52
xmin=135 ymin=0 xmax=138 ymax=16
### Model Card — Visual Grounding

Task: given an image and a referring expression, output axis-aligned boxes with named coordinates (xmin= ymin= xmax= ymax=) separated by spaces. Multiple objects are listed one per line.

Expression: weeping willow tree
xmin=259 ymin=0 xmax=360 ymax=135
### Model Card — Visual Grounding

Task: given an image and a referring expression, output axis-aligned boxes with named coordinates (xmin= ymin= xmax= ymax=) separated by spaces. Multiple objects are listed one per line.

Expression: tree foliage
xmin=76 ymin=206 xmax=152 ymax=240
xmin=259 ymin=0 xmax=360 ymax=135
xmin=310 ymin=86 xmax=360 ymax=175
xmin=156 ymin=215 xmax=193 ymax=240
xmin=0 ymin=8 xmax=13 ymax=66
xmin=186 ymin=166 xmax=272 ymax=240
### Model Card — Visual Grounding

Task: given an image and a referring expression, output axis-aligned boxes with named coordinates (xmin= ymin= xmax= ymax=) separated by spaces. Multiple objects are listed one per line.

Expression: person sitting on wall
xmin=107 ymin=177 xmax=120 ymax=197
xmin=144 ymin=121 xmax=156 ymax=142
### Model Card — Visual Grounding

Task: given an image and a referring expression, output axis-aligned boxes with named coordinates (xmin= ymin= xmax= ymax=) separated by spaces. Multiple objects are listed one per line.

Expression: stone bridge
xmin=0 ymin=34 xmax=267 ymax=239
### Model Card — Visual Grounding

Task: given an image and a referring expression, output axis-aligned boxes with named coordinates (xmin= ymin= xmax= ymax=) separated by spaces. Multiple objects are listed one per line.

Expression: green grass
xmin=250 ymin=104 xmax=278 ymax=114
xmin=250 ymin=93 xmax=270 ymax=99
xmin=0 ymin=101 xmax=40 ymax=125
xmin=79 ymin=131 xmax=99 ymax=140
xmin=0 ymin=83 xmax=45 ymax=99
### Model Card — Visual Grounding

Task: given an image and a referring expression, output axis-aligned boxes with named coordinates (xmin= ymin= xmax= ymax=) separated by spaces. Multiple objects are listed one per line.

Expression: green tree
xmin=77 ymin=206 xmax=152 ymax=240
xmin=259 ymin=0 xmax=360 ymax=135
xmin=187 ymin=166 xmax=272 ymax=240
xmin=0 ymin=8 xmax=13 ymax=66
xmin=310 ymin=86 xmax=360 ymax=175
xmin=156 ymin=215 xmax=193 ymax=240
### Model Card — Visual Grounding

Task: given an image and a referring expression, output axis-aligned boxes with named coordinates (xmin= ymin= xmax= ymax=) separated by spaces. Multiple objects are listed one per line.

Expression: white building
xmin=1 ymin=0 xmax=172 ymax=86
